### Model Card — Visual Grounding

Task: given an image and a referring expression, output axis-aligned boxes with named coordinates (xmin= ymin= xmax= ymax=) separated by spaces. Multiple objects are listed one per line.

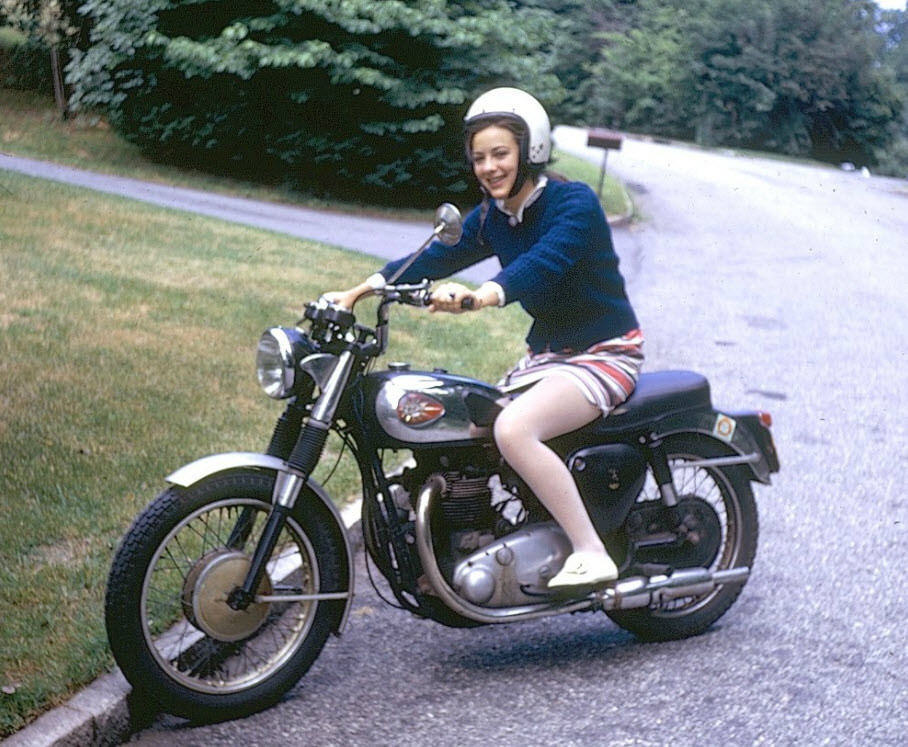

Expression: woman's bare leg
xmin=493 ymin=374 xmax=611 ymax=563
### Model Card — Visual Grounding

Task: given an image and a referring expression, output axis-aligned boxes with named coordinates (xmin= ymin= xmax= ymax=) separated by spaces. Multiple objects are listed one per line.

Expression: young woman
xmin=326 ymin=87 xmax=643 ymax=588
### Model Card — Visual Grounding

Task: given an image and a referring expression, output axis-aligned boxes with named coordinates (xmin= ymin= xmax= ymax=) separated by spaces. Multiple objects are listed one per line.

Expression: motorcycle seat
xmin=466 ymin=370 xmax=711 ymax=435
xmin=592 ymin=370 xmax=711 ymax=435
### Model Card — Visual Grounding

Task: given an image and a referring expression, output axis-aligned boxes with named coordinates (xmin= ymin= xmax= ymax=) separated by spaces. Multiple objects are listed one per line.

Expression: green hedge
xmin=67 ymin=0 xmax=564 ymax=206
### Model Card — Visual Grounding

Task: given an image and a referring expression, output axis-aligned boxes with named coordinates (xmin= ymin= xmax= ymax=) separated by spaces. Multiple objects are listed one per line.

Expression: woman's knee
xmin=493 ymin=407 xmax=535 ymax=456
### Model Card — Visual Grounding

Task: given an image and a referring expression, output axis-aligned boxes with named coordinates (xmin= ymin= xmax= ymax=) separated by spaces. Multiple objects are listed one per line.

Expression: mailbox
xmin=587 ymin=128 xmax=623 ymax=151
xmin=586 ymin=129 xmax=624 ymax=199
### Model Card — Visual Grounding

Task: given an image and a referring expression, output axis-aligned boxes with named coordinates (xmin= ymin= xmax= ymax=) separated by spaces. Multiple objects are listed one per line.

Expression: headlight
xmin=256 ymin=327 xmax=312 ymax=399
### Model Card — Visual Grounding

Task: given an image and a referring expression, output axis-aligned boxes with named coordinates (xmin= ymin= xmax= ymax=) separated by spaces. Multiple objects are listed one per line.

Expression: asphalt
xmin=1 ymin=138 xmax=632 ymax=746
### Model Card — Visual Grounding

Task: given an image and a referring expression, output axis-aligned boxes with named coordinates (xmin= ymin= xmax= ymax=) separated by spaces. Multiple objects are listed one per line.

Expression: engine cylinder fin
xmin=440 ymin=472 xmax=492 ymax=527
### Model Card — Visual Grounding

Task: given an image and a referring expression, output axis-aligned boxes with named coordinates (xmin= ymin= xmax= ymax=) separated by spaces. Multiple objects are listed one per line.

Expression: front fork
xmin=228 ymin=350 xmax=356 ymax=611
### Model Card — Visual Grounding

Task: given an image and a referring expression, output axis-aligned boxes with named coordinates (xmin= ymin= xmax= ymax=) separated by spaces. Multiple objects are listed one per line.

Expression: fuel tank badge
xmin=396 ymin=392 xmax=446 ymax=427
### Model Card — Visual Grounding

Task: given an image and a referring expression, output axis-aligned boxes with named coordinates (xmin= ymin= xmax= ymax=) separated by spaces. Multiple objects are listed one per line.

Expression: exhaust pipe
xmin=602 ymin=566 xmax=750 ymax=611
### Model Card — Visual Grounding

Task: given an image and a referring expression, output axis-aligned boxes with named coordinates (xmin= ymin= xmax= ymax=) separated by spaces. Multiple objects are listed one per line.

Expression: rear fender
xmin=654 ymin=411 xmax=775 ymax=485
xmin=166 ymin=452 xmax=355 ymax=633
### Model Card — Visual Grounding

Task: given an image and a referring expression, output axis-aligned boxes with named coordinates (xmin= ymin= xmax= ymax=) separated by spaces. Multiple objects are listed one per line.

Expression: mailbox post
xmin=586 ymin=128 xmax=623 ymax=199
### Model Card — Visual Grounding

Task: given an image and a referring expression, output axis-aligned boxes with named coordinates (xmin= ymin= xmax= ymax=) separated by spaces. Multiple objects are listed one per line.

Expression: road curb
xmin=606 ymin=208 xmax=634 ymax=229
xmin=5 ymin=500 xmax=364 ymax=747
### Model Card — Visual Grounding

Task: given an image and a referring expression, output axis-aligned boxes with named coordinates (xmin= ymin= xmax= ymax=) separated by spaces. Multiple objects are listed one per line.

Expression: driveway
xmin=0 ymin=152 xmax=501 ymax=284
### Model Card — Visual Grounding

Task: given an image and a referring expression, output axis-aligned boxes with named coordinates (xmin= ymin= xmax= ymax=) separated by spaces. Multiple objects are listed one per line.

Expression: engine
xmin=397 ymin=463 xmax=572 ymax=608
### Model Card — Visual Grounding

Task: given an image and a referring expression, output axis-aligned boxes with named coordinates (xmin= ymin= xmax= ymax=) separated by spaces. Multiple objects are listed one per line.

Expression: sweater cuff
xmin=478 ymin=281 xmax=506 ymax=307
xmin=366 ymin=272 xmax=387 ymax=289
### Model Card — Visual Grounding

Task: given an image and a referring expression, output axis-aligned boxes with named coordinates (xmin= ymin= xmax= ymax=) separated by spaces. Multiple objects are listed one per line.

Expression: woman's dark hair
xmin=466 ymin=114 xmax=551 ymax=244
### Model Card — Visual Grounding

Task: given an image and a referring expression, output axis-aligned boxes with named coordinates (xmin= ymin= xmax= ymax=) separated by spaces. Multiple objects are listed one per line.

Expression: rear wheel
xmin=607 ymin=435 xmax=758 ymax=641
xmin=106 ymin=469 xmax=348 ymax=721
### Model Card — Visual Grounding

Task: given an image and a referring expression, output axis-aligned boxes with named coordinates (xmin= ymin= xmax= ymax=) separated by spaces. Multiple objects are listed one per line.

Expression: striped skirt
xmin=501 ymin=329 xmax=645 ymax=415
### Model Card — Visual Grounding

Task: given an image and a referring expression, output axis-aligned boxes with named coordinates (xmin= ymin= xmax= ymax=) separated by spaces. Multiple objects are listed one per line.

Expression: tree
xmin=877 ymin=7 xmax=908 ymax=175
xmin=583 ymin=0 xmax=903 ymax=168
xmin=517 ymin=0 xmax=629 ymax=126
xmin=1 ymin=0 xmax=83 ymax=114
xmin=67 ymin=0 xmax=565 ymax=205
xmin=688 ymin=0 xmax=902 ymax=164
xmin=585 ymin=1 xmax=696 ymax=136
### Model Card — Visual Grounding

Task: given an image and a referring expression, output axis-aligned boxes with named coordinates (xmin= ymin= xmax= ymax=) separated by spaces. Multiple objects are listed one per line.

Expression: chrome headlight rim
xmin=256 ymin=327 xmax=309 ymax=399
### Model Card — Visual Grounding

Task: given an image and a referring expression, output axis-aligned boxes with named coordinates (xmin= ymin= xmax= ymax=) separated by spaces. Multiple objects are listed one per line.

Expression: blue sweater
xmin=380 ymin=180 xmax=639 ymax=354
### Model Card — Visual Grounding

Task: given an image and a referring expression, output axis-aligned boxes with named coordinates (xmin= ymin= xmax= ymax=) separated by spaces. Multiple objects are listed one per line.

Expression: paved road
xmin=4 ymin=134 xmax=907 ymax=745
xmin=0 ymin=152 xmax=501 ymax=285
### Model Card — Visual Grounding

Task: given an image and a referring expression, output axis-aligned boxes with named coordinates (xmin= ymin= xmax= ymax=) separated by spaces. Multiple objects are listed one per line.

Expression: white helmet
xmin=464 ymin=87 xmax=552 ymax=165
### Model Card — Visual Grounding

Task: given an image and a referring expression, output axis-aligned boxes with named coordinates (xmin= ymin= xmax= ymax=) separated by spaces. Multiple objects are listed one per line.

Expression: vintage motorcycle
xmin=106 ymin=205 xmax=779 ymax=722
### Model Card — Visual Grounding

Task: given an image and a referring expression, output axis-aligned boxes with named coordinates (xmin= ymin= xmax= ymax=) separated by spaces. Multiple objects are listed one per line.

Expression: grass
xmin=0 ymin=167 xmax=531 ymax=735
xmin=0 ymin=88 xmax=626 ymax=735
xmin=552 ymin=149 xmax=634 ymax=219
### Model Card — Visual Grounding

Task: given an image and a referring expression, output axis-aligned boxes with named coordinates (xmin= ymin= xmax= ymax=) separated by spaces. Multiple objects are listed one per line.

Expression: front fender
xmin=166 ymin=451 xmax=355 ymax=634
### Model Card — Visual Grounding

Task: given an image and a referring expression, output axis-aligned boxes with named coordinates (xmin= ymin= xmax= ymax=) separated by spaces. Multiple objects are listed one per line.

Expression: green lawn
xmin=0 ymin=168 xmax=532 ymax=734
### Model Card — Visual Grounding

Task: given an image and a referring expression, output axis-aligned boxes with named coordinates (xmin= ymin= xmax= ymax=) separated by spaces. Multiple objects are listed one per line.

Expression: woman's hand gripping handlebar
xmin=427 ymin=282 xmax=485 ymax=313
xmin=321 ymin=279 xmax=492 ymax=314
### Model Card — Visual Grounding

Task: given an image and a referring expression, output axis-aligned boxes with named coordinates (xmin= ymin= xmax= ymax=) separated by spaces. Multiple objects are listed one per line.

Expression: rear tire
xmin=607 ymin=434 xmax=758 ymax=641
xmin=106 ymin=469 xmax=348 ymax=722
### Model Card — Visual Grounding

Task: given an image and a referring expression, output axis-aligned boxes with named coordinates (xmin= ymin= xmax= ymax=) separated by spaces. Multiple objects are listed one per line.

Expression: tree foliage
xmin=588 ymin=0 xmax=904 ymax=168
xmin=52 ymin=0 xmax=908 ymax=191
xmin=876 ymin=7 xmax=908 ymax=175
xmin=1 ymin=0 xmax=84 ymax=102
xmin=514 ymin=0 xmax=629 ymax=125
xmin=586 ymin=2 xmax=695 ymax=138
xmin=1 ymin=0 xmax=77 ymax=45
xmin=67 ymin=0 xmax=564 ymax=204
xmin=691 ymin=0 xmax=902 ymax=163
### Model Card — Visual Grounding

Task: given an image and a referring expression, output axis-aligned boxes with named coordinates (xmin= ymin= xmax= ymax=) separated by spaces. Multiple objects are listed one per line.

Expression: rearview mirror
xmin=434 ymin=203 xmax=463 ymax=246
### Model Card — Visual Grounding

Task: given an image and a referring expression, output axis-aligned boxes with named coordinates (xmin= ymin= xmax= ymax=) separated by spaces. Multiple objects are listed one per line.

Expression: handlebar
xmin=307 ymin=281 xmax=474 ymax=328
xmin=383 ymin=282 xmax=475 ymax=310
xmin=381 ymin=282 xmax=433 ymax=307
xmin=301 ymin=281 xmax=477 ymax=358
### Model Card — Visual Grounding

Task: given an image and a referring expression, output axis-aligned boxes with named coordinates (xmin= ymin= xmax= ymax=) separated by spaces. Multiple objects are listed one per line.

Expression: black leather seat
xmin=591 ymin=370 xmax=711 ymax=436
xmin=467 ymin=370 xmax=711 ymax=436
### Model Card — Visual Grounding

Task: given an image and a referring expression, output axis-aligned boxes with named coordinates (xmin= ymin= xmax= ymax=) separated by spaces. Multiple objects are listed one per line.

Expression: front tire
xmin=607 ymin=434 xmax=758 ymax=641
xmin=106 ymin=469 xmax=348 ymax=722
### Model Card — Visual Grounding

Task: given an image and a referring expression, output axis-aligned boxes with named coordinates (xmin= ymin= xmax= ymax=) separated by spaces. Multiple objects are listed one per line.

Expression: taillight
xmin=396 ymin=392 xmax=446 ymax=427
xmin=758 ymin=411 xmax=773 ymax=428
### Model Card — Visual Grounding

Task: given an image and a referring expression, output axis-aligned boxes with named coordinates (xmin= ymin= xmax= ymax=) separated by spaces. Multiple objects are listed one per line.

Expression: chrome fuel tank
xmin=361 ymin=368 xmax=503 ymax=447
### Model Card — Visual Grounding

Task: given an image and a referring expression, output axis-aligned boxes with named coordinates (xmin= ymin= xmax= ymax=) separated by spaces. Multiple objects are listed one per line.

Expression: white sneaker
xmin=547 ymin=551 xmax=619 ymax=589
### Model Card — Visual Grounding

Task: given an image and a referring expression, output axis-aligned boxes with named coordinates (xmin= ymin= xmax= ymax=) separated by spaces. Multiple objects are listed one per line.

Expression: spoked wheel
xmin=607 ymin=435 xmax=758 ymax=641
xmin=106 ymin=469 xmax=348 ymax=722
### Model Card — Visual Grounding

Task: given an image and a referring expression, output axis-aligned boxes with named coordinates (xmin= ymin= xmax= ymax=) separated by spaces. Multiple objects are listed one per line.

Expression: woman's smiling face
xmin=470 ymin=125 xmax=522 ymax=201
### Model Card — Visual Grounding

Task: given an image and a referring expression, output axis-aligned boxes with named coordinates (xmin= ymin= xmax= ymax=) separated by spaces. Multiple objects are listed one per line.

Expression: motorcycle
xmin=105 ymin=204 xmax=780 ymax=722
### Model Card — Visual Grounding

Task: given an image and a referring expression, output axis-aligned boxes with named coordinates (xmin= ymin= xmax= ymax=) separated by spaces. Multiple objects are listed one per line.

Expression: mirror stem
xmin=385 ymin=225 xmax=443 ymax=286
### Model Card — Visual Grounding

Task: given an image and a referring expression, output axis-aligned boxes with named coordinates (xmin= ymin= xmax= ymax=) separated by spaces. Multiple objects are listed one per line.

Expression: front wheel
xmin=607 ymin=434 xmax=759 ymax=641
xmin=105 ymin=469 xmax=348 ymax=722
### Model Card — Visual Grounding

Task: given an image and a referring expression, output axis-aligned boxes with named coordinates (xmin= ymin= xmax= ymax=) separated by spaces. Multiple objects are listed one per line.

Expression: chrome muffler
xmin=599 ymin=566 xmax=749 ymax=611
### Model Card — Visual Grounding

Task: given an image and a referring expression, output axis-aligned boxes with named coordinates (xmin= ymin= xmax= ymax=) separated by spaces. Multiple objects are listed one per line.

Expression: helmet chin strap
xmin=508 ymin=164 xmax=530 ymax=198
xmin=509 ymin=133 xmax=532 ymax=198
